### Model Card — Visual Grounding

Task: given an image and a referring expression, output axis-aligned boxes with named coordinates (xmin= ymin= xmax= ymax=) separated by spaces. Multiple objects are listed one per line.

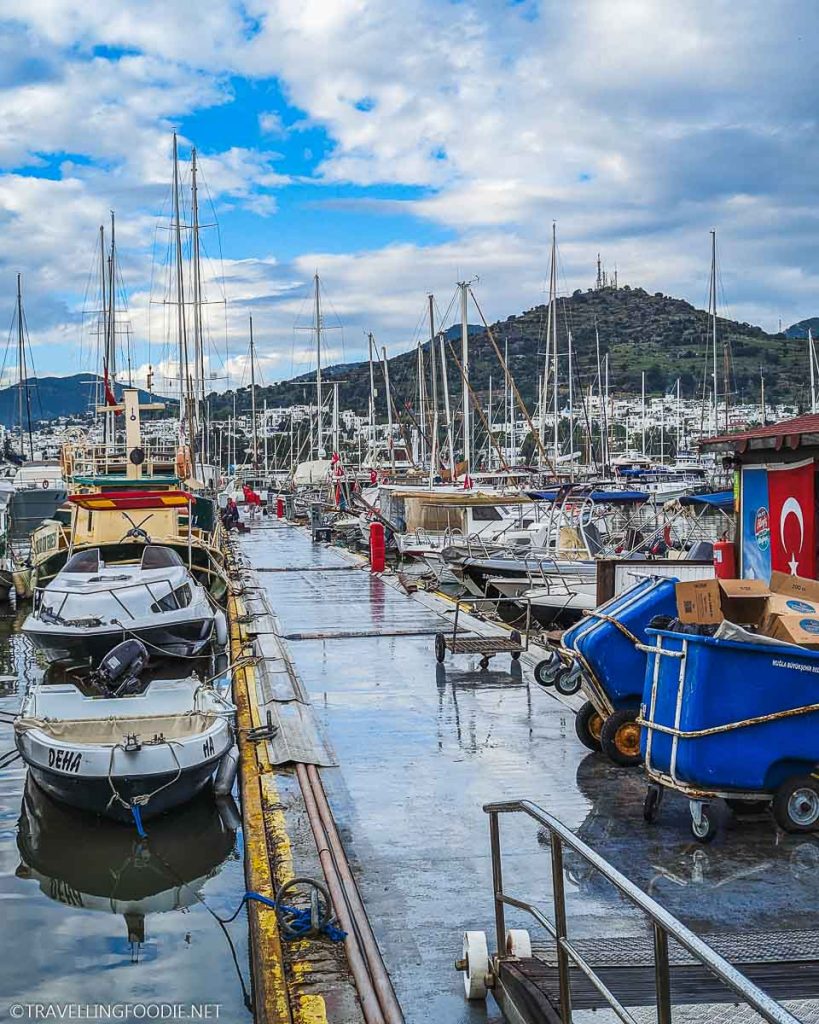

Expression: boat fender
xmin=42 ymin=479 xmax=49 ymax=489
xmin=216 ymin=793 xmax=242 ymax=832
xmin=214 ymin=745 xmax=240 ymax=797
xmin=214 ymin=609 xmax=228 ymax=648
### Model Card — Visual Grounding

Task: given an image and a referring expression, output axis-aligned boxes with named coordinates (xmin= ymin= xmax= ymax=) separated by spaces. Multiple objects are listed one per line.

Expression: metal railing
xmin=483 ymin=799 xmax=800 ymax=1024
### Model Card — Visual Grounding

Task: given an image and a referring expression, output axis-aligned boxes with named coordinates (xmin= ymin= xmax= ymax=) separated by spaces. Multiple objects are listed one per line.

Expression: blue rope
xmin=130 ymin=803 xmax=147 ymax=839
xmin=242 ymin=891 xmax=346 ymax=942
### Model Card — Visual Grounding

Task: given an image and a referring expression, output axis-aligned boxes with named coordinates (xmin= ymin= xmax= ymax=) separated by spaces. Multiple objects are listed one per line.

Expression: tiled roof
xmin=700 ymin=413 xmax=819 ymax=450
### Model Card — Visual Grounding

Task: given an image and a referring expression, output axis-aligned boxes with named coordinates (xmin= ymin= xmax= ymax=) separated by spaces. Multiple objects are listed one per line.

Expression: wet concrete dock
xmin=240 ymin=522 xmax=819 ymax=1024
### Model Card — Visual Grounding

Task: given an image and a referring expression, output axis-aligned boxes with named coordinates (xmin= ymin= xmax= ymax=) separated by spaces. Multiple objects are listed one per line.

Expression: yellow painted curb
xmin=229 ymin=589 xmax=327 ymax=1024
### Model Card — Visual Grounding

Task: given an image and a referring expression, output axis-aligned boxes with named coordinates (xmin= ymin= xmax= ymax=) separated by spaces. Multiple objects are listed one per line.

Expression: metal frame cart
xmin=434 ymin=597 xmax=531 ymax=670
xmin=639 ymin=629 xmax=819 ymax=843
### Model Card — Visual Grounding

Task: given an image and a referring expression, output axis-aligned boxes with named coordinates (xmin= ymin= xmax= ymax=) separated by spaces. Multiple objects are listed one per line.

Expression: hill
xmin=784 ymin=317 xmax=819 ymax=340
xmin=0 ymin=375 xmax=174 ymax=428
xmin=210 ymin=286 xmax=810 ymax=419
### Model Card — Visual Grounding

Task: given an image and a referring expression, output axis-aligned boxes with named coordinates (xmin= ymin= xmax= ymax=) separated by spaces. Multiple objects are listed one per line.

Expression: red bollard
xmin=370 ymin=521 xmax=385 ymax=573
xmin=276 ymin=497 xmax=284 ymax=519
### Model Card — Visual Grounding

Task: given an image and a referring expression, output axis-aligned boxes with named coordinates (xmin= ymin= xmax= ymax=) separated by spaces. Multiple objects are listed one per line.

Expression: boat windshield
xmin=63 ymin=549 xmax=101 ymax=574
xmin=141 ymin=545 xmax=184 ymax=570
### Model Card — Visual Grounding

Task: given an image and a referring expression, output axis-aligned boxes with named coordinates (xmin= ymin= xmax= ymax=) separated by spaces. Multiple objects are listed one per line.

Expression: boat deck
xmin=238 ymin=521 xmax=819 ymax=1024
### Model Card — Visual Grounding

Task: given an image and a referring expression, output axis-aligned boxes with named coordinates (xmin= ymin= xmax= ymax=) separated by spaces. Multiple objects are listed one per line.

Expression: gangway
xmin=459 ymin=799 xmax=813 ymax=1023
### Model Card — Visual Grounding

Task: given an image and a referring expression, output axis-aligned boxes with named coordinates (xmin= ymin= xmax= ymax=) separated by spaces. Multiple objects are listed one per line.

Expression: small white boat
xmin=14 ymin=654 xmax=235 ymax=822
xmin=23 ymin=545 xmax=225 ymax=665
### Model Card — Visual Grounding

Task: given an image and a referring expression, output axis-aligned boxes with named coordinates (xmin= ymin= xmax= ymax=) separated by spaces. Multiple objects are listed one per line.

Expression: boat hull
xmin=27 ymin=757 xmax=223 ymax=822
xmin=23 ymin=617 xmax=214 ymax=665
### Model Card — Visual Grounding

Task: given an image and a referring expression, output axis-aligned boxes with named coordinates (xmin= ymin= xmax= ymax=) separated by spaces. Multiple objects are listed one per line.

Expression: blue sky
xmin=0 ymin=1 xmax=816 ymax=394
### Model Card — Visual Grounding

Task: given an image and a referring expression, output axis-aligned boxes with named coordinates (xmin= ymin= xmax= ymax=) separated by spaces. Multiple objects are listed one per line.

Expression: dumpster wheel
xmin=435 ymin=632 xmax=446 ymax=663
xmin=600 ymin=709 xmax=643 ymax=767
xmin=575 ymin=701 xmax=604 ymax=752
xmin=773 ymin=775 xmax=819 ymax=833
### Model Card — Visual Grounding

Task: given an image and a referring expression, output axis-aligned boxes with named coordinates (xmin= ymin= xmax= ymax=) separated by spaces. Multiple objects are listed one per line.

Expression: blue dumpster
xmin=562 ymin=576 xmax=678 ymax=712
xmin=640 ymin=626 xmax=819 ymax=839
xmin=557 ymin=576 xmax=679 ymax=766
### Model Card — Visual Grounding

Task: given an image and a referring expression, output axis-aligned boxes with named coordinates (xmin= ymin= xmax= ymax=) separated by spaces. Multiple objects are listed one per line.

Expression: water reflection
xmin=16 ymin=778 xmax=239 ymax=954
xmin=0 ymin=613 xmax=249 ymax=1013
xmin=560 ymin=753 xmax=819 ymax=932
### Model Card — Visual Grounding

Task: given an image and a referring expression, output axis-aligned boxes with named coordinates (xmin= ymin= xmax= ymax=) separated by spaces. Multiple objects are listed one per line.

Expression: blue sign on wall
xmin=741 ymin=466 xmax=771 ymax=581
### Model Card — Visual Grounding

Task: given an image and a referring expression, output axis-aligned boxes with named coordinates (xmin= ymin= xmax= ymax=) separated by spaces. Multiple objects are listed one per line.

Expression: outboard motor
xmin=94 ymin=639 xmax=150 ymax=697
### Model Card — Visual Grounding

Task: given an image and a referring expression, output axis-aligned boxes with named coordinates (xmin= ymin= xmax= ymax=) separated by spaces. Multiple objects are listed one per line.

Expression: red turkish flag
xmin=768 ymin=460 xmax=815 ymax=577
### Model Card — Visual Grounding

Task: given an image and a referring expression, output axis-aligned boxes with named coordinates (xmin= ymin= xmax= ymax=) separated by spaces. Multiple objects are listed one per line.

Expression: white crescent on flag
xmin=780 ymin=496 xmax=805 ymax=574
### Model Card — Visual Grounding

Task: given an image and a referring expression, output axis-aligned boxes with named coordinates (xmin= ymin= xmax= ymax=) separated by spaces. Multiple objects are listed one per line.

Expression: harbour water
xmin=0 ymin=610 xmax=251 ymax=1018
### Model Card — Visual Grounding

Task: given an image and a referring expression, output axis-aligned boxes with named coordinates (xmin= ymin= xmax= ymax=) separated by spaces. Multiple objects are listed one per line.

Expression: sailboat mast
xmin=172 ymin=133 xmax=192 ymax=452
xmin=567 ymin=330 xmax=574 ymax=478
xmin=416 ymin=340 xmax=426 ymax=466
xmin=506 ymin=338 xmax=514 ymax=467
xmin=439 ymin=329 xmax=456 ymax=480
xmin=191 ymin=147 xmax=207 ymax=463
xmin=106 ymin=211 xmax=117 ymax=444
xmin=367 ymin=331 xmax=376 ymax=456
xmin=550 ymin=223 xmax=559 ymax=470
xmin=710 ymin=229 xmax=718 ymax=435
xmin=16 ymin=274 xmax=28 ymax=460
xmin=459 ymin=281 xmax=470 ymax=475
xmin=382 ymin=346 xmax=395 ymax=473
xmin=98 ymin=224 xmax=107 ymax=434
xmin=427 ymin=295 xmax=439 ymax=488
xmin=249 ymin=316 xmax=258 ymax=469
xmin=810 ymin=328 xmax=817 ymax=414
xmin=314 ymin=273 xmax=323 ymax=457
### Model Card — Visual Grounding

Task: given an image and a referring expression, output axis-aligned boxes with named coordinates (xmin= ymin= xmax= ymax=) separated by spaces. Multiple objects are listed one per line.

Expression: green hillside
xmin=213 ymin=285 xmax=809 ymax=418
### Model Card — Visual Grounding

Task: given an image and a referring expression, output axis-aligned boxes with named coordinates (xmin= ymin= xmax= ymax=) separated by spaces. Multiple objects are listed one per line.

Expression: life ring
xmin=42 ymin=480 xmax=49 ymax=489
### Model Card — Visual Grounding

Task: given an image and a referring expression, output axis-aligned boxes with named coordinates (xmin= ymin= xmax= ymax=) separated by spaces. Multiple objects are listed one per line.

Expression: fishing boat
xmin=14 ymin=649 xmax=235 ymax=822
xmin=22 ymin=543 xmax=225 ymax=665
xmin=29 ymin=466 xmax=227 ymax=601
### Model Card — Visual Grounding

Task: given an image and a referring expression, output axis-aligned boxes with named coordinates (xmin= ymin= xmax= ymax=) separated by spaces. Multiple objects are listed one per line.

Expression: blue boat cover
xmin=678 ymin=490 xmax=733 ymax=510
xmin=527 ymin=489 xmax=649 ymax=504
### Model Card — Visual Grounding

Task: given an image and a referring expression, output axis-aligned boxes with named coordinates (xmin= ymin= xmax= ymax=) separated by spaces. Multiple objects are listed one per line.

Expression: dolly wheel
xmin=690 ymin=807 xmax=717 ymax=844
xmin=575 ymin=701 xmax=604 ymax=752
xmin=461 ymin=930 xmax=489 ymax=1000
xmin=554 ymin=663 xmax=583 ymax=696
xmin=773 ymin=776 xmax=819 ymax=833
xmin=510 ymin=629 xmax=522 ymax=660
xmin=600 ymin=709 xmax=643 ymax=767
xmin=643 ymin=784 xmax=663 ymax=823
xmin=505 ymin=929 xmax=532 ymax=958
xmin=434 ymin=633 xmax=446 ymax=663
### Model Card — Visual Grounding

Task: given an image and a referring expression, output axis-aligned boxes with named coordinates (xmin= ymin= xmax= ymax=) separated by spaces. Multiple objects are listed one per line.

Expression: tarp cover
xmin=15 ymin=712 xmax=219 ymax=744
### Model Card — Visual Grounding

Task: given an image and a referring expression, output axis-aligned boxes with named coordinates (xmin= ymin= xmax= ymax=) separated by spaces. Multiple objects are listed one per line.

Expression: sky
xmin=0 ymin=0 xmax=816 ymax=395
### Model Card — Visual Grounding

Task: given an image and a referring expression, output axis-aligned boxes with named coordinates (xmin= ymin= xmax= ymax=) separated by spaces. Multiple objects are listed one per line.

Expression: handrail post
xmin=489 ymin=811 xmax=506 ymax=957
xmin=653 ymin=923 xmax=672 ymax=1024
xmin=549 ymin=832 xmax=573 ymax=1024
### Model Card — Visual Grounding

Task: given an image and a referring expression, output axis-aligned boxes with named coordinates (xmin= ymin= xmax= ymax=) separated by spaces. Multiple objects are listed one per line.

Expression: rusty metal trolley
xmin=434 ymin=597 xmax=531 ymax=670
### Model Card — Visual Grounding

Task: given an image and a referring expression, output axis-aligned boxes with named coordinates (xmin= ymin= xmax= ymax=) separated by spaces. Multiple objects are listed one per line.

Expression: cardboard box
xmin=760 ymin=571 xmax=819 ymax=634
xmin=768 ymin=614 xmax=819 ymax=650
xmin=675 ymin=579 xmax=770 ymax=626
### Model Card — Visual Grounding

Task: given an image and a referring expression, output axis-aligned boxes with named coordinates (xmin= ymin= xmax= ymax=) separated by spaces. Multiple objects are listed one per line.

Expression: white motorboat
xmin=14 ymin=649 xmax=236 ymax=822
xmin=23 ymin=545 xmax=226 ymax=665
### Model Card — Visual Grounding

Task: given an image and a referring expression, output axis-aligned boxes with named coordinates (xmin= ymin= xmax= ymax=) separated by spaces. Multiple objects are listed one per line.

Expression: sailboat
xmin=6 ymin=274 xmax=67 ymax=548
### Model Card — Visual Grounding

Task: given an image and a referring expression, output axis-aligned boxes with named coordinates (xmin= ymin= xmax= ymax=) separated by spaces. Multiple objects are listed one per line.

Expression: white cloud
xmin=0 ymin=0 xmax=816 ymax=392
